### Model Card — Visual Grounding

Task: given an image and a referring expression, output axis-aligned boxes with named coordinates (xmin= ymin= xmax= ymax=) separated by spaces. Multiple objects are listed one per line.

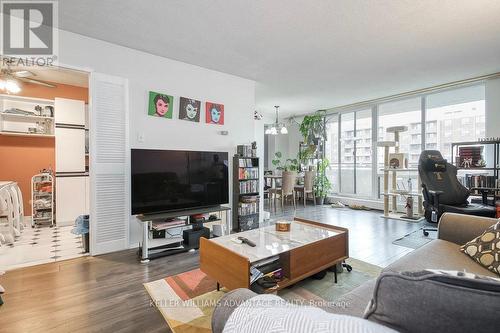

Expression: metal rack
xmin=31 ymin=173 xmax=54 ymax=228
xmin=451 ymin=140 xmax=500 ymax=202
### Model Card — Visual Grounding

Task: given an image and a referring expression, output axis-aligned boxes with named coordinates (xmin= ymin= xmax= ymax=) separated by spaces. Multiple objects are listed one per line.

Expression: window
xmin=378 ymin=97 xmax=422 ymax=169
xmin=425 ymin=85 xmax=485 ymax=161
xmin=324 ymin=116 xmax=339 ymax=193
xmin=340 ymin=112 xmax=355 ymax=194
xmin=319 ymin=83 xmax=486 ymax=201
xmin=355 ymin=109 xmax=372 ymax=197
xmin=326 ymin=109 xmax=372 ymax=197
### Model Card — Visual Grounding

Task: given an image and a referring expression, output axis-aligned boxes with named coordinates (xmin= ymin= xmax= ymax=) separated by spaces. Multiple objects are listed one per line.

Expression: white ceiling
xmin=1 ymin=63 xmax=89 ymax=87
xmin=15 ymin=66 xmax=88 ymax=87
xmin=58 ymin=0 xmax=500 ymax=116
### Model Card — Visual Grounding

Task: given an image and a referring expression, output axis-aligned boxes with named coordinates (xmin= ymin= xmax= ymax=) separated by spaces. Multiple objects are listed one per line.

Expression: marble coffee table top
xmin=210 ymin=220 xmax=342 ymax=263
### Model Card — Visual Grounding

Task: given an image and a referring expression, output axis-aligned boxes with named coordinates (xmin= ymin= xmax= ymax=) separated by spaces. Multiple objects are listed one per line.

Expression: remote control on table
xmin=237 ymin=236 xmax=256 ymax=247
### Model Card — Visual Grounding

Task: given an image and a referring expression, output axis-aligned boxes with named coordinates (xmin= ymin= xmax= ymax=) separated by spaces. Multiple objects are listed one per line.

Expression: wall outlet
xmin=137 ymin=132 xmax=145 ymax=143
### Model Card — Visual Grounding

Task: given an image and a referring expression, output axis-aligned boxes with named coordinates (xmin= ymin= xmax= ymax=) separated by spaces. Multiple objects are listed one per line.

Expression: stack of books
xmin=237 ymin=144 xmax=255 ymax=158
xmin=458 ymin=174 xmax=498 ymax=189
xmin=238 ymin=159 xmax=254 ymax=167
xmin=239 ymin=180 xmax=258 ymax=194
xmin=238 ymin=167 xmax=259 ymax=180
xmin=238 ymin=202 xmax=259 ymax=216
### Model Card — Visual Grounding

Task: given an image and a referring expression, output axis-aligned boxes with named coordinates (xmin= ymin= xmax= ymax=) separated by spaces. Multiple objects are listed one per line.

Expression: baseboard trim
xmin=328 ymin=195 xmax=384 ymax=211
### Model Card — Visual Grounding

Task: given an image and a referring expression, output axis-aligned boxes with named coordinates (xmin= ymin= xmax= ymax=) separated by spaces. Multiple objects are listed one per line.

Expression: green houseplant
xmin=299 ymin=110 xmax=327 ymax=145
xmin=314 ymin=158 xmax=331 ymax=205
xmin=271 ymin=152 xmax=298 ymax=172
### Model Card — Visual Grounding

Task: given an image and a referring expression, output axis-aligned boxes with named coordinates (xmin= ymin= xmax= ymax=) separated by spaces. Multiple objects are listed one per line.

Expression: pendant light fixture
xmin=265 ymin=105 xmax=288 ymax=135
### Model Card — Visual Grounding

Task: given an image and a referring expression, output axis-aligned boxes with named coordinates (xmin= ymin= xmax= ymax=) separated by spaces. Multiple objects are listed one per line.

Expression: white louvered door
xmin=89 ymin=73 xmax=129 ymax=255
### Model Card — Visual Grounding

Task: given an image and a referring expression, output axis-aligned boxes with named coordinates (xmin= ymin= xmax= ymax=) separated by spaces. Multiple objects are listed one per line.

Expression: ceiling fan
xmin=0 ymin=59 xmax=56 ymax=93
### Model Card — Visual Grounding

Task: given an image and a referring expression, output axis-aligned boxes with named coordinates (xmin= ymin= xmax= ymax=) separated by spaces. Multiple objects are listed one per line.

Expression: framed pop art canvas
xmin=179 ymin=97 xmax=201 ymax=122
xmin=205 ymin=102 xmax=224 ymax=125
xmin=148 ymin=91 xmax=173 ymax=119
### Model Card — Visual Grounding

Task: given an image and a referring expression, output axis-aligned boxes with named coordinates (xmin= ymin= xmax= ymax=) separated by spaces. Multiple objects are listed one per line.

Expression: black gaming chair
xmin=418 ymin=150 xmax=496 ymax=235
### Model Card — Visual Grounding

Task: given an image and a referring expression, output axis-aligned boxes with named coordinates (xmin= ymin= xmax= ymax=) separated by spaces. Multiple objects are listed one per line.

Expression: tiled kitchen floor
xmin=0 ymin=222 xmax=87 ymax=271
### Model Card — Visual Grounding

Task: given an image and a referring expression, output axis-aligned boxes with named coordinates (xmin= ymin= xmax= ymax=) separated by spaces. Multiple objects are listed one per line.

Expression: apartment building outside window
xmin=324 ymin=83 xmax=486 ymax=200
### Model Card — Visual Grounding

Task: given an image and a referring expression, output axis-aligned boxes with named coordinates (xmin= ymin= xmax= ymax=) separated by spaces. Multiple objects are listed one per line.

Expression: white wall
xmin=58 ymin=30 xmax=256 ymax=246
xmin=264 ymin=119 xmax=302 ymax=172
xmin=486 ymin=77 xmax=500 ymax=137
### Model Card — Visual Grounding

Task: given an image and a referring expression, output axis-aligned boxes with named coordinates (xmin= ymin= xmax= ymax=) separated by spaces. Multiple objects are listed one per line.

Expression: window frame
xmin=324 ymin=82 xmax=486 ymax=200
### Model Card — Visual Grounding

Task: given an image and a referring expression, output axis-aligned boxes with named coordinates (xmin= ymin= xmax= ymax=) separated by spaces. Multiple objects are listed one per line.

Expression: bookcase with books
xmin=452 ymin=140 xmax=500 ymax=203
xmin=232 ymin=144 xmax=260 ymax=232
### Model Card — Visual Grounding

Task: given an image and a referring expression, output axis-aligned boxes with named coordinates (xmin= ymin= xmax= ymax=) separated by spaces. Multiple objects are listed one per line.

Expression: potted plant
xmin=298 ymin=145 xmax=317 ymax=171
xmin=299 ymin=110 xmax=327 ymax=146
xmin=314 ymin=158 xmax=331 ymax=205
xmin=271 ymin=152 xmax=298 ymax=172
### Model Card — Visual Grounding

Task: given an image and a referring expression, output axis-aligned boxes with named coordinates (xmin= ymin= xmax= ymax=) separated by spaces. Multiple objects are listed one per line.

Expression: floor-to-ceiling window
xmin=355 ymin=109 xmax=372 ymax=197
xmin=325 ymin=109 xmax=372 ymax=197
xmin=323 ymin=83 xmax=486 ymax=201
xmin=340 ymin=112 xmax=355 ymax=194
xmin=425 ymin=85 xmax=486 ymax=161
xmin=324 ymin=116 xmax=339 ymax=193
xmin=378 ymin=97 xmax=422 ymax=168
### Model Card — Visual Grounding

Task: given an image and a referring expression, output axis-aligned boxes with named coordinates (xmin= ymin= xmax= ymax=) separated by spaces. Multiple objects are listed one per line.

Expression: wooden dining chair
xmin=294 ymin=170 xmax=316 ymax=207
xmin=269 ymin=171 xmax=297 ymax=211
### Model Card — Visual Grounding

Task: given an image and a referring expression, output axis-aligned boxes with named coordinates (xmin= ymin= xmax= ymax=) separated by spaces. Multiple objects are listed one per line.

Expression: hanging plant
xmin=299 ymin=110 xmax=327 ymax=145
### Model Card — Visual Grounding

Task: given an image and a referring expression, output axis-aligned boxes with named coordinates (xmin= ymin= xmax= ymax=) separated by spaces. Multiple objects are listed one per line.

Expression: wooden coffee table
xmin=200 ymin=217 xmax=348 ymax=292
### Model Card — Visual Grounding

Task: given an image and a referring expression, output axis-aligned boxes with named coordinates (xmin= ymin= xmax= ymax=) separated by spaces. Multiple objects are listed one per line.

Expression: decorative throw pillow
xmin=460 ymin=220 xmax=500 ymax=275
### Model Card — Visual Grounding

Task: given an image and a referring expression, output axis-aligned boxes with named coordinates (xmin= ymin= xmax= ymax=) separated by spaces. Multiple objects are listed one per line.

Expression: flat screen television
xmin=131 ymin=149 xmax=229 ymax=215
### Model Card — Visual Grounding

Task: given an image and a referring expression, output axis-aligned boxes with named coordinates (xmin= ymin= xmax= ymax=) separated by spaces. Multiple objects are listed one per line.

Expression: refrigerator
xmin=55 ymin=98 xmax=89 ymax=226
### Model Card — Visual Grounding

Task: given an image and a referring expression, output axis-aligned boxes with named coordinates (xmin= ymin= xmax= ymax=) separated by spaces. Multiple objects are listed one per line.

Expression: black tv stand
xmin=135 ymin=205 xmax=231 ymax=263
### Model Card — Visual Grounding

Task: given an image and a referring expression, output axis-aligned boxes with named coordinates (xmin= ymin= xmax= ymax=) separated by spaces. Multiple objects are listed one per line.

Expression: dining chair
xmin=294 ymin=170 xmax=316 ymax=207
xmin=269 ymin=171 xmax=297 ymax=211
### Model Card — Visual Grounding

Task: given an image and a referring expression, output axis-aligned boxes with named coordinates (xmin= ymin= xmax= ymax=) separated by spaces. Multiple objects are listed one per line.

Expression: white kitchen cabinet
xmin=56 ymin=176 xmax=87 ymax=226
xmin=55 ymin=127 xmax=86 ymax=173
xmin=55 ymin=98 xmax=85 ymax=126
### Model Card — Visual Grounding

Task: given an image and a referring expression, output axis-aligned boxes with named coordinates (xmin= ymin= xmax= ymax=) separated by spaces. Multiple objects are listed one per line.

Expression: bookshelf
xmin=451 ymin=140 xmax=500 ymax=202
xmin=232 ymin=147 xmax=260 ymax=232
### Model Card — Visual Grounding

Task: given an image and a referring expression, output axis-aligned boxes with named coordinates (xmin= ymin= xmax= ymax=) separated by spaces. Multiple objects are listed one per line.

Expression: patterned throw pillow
xmin=460 ymin=220 xmax=500 ymax=275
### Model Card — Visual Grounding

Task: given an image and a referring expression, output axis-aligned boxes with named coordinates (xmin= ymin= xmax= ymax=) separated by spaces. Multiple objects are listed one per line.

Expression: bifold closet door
xmin=89 ymin=72 xmax=129 ymax=255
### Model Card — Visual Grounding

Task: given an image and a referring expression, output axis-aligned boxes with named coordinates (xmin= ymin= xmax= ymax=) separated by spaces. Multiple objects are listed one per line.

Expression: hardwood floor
xmin=266 ymin=203 xmax=425 ymax=267
xmin=0 ymin=205 xmax=426 ymax=333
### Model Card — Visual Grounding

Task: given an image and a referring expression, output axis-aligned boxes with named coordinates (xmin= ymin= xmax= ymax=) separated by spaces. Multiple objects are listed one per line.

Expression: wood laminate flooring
xmin=0 ymin=205 xmax=428 ymax=333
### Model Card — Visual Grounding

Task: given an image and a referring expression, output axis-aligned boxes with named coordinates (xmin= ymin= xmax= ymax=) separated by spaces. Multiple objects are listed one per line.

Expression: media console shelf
xmin=135 ymin=205 xmax=231 ymax=263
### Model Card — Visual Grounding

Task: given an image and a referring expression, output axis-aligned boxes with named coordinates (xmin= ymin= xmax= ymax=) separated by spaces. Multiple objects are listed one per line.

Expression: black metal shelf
xmin=451 ymin=140 xmax=499 ymax=193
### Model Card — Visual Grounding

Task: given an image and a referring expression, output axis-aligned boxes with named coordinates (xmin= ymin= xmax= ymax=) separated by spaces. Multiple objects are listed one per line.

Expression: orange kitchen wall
xmin=15 ymin=81 xmax=88 ymax=103
xmin=0 ymin=82 xmax=88 ymax=215
xmin=0 ymin=136 xmax=55 ymax=215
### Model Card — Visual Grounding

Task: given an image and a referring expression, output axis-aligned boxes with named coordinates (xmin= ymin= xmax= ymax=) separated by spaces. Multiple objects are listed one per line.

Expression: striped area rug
xmin=144 ymin=258 xmax=381 ymax=332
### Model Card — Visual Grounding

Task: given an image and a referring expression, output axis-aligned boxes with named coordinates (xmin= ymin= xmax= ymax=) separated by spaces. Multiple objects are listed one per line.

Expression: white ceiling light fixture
xmin=265 ymin=105 xmax=288 ymax=135
xmin=0 ymin=78 xmax=21 ymax=94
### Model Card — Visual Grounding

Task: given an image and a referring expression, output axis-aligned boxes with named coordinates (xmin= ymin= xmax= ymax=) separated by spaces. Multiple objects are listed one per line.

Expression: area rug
xmin=393 ymin=227 xmax=437 ymax=249
xmin=144 ymin=258 xmax=381 ymax=333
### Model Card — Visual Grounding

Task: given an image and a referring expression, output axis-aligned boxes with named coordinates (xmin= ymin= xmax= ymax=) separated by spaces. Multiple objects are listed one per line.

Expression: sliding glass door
xmin=340 ymin=112 xmax=355 ymax=194
xmin=325 ymin=117 xmax=339 ymax=193
xmin=334 ymin=109 xmax=373 ymax=196
xmin=355 ymin=110 xmax=372 ymax=197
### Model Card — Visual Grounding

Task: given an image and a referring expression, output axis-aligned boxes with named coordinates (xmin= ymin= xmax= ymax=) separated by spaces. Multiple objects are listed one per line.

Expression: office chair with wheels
xmin=418 ymin=150 xmax=496 ymax=235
